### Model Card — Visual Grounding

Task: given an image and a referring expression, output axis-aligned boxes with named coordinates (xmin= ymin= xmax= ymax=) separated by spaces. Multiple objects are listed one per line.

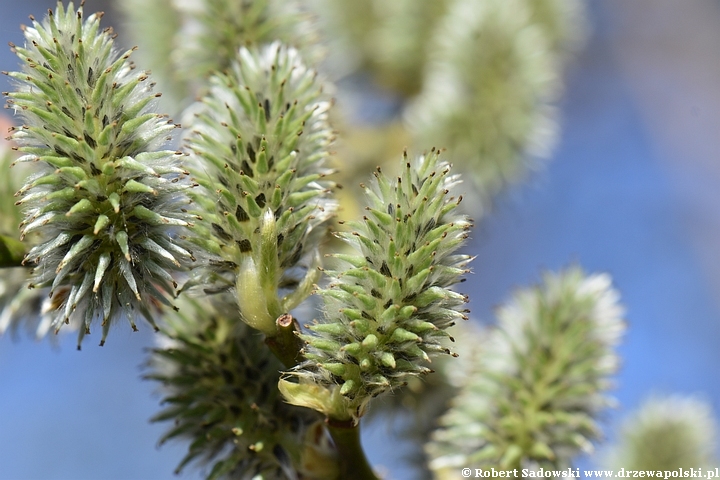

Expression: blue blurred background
xmin=2 ymin=1 xmax=720 ymax=478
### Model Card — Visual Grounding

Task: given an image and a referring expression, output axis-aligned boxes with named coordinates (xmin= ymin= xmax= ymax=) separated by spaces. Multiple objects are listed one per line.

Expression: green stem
xmin=326 ymin=418 xmax=378 ymax=480
xmin=265 ymin=313 xmax=304 ymax=368
xmin=0 ymin=234 xmax=25 ymax=268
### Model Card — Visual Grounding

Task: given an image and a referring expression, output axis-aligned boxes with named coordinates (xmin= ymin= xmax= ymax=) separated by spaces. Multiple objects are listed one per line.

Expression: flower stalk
xmin=326 ymin=419 xmax=378 ymax=480
xmin=264 ymin=313 xmax=304 ymax=368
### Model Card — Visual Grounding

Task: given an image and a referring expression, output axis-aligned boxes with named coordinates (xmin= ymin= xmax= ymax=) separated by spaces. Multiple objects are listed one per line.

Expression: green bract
xmin=282 ymin=150 xmax=472 ymax=422
xmin=5 ymin=2 xmax=196 ymax=346
xmin=147 ymin=296 xmax=337 ymax=480
xmin=185 ymin=42 xmax=335 ymax=335
xmin=427 ymin=267 xmax=625 ymax=476
xmin=0 ymin=142 xmax=21 ymax=237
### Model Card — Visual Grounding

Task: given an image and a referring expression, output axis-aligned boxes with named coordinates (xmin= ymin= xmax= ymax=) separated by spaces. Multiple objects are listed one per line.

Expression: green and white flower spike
xmin=282 ymin=150 xmax=472 ymax=422
xmin=185 ymin=42 xmax=335 ymax=335
xmin=4 ymin=2 xmax=196 ymax=347
xmin=427 ymin=267 xmax=625 ymax=476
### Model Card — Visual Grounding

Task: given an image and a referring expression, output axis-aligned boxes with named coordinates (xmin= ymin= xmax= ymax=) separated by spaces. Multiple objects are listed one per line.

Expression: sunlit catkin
xmin=5 ymin=2 xmax=196 ymax=346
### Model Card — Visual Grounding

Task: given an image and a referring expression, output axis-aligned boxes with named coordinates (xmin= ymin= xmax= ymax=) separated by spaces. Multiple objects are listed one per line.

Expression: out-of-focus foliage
xmin=527 ymin=0 xmax=587 ymax=59
xmin=320 ymin=0 xmax=451 ymax=97
xmin=314 ymin=0 xmax=587 ymax=219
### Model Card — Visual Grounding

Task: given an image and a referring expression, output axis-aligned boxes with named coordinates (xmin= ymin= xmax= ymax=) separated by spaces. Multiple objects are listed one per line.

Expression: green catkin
xmin=184 ymin=42 xmax=335 ymax=334
xmin=119 ymin=0 xmax=321 ymax=114
xmin=177 ymin=0 xmax=321 ymax=79
xmin=406 ymin=0 xmax=561 ymax=204
xmin=118 ymin=0 xmax=186 ymax=111
xmin=147 ymin=295 xmax=337 ymax=480
xmin=281 ymin=150 xmax=472 ymax=422
xmin=310 ymin=0 xmax=450 ymax=96
xmin=427 ymin=267 xmax=626 ymax=476
xmin=5 ymin=2 xmax=196 ymax=347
